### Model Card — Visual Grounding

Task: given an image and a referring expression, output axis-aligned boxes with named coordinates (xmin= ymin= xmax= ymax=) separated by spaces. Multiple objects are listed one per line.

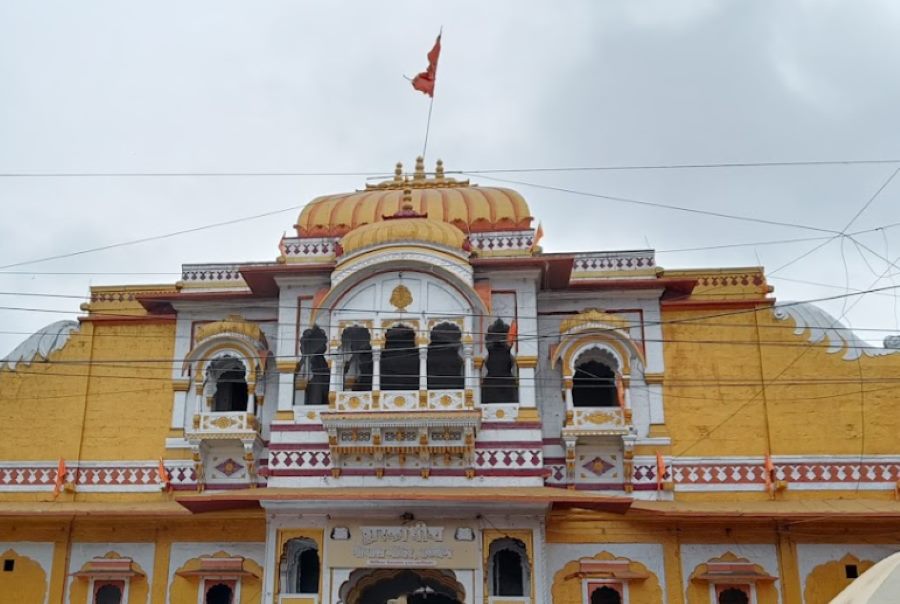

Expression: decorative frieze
xmin=180 ymin=263 xmax=247 ymax=289
xmin=572 ymin=250 xmax=656 ymax=278
xmin=468 ymin=229 xmax=535 ymax=257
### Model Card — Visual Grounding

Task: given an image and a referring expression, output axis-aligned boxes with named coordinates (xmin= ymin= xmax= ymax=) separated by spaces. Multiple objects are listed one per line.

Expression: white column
xmin=277 ymin=371 xmax=295 ymax=412
xmin=171 ymin=388 xmax=187 ymax=428
xmin=330 ymin=341 xmax=343 ymax=396
xmin=518 ymin=366 xmax=536 ymax=408
xmin=372 ymin=347 xmax=382 ymax=392
xmin=419 ymin=345 xmax=428 ymax=391
xmin=463 ymin=342 xmax=475 ymax=391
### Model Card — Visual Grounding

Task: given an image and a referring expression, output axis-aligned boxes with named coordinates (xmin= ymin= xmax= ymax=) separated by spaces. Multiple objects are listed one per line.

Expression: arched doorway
xmin=339 ymin=568 xmax=465 ymax=604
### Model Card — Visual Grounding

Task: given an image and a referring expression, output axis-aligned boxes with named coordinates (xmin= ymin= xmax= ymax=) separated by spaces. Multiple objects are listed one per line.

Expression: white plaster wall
xmin=66 ymin=542 xmax=156 ymax=604
xmin=167 ymin=542 xmax=266 ymax=604
xmin=680 ymin=543 xmax=781 ymax=604
xmin=0 ymin=541 xmax=55 ymax=604
xmin=796 ymin=542 xmax=900 ymax=597
xmin=546 ymin=542 xmax=666 ymax=596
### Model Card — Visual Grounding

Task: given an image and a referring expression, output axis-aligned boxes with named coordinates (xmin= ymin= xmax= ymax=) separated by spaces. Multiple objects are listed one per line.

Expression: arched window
xmin=572 ymin=349 xmax=618 ymax=408
xmin=718 ymin=587 xmax=750 ymax=604
xmin=205 ymin=583 xmax=233 ymax=604
xmin=482 ymin=319 xmax=517 ymax=404
xmin=95 ymin=584 xmax=123 ymax=604
xmin=427 ymin=323 xmax=463 ymax=390
xmin=381 ymin=325 xmax=418 ymax=391
xmin=208 ymin=357 xmax=248 ymax=412
xmin=280 ymin=538 xmax=320 ymax=594
xmin=299 ymin=325 xmax=329 ymax=406
xmin=341 ymin=326 xmax=373 ymax=392
xmin=488 ymin=538 xmax=530 ymax=597
xmin=591 ymin=586 xmax=622 ymax=604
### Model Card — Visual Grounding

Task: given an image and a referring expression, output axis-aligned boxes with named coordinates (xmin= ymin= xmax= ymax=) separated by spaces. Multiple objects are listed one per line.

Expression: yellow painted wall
xmin=0 ymin=327 xmax=93 ymax=461
xmin=77 ymin=321 xmax=175 ymax=461
xmin=550 ymin=551 xmax=662 ymax=604
xmin=0 ymin=548 xmax=47 ymax=603
xmin=803 ymin=553 xmax=875 ymax=604
xmin=0 ymin=318 xmax=175 ymax=463
xmin=661 ymin=305 xmax=900 ymax=457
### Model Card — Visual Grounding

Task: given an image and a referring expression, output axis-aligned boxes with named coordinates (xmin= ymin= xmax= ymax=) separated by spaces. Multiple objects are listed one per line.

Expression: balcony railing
xmin=565 ymin=407 xmax=629 ymax=434
xmin=188 ymin=411 xmax=260 ymax=439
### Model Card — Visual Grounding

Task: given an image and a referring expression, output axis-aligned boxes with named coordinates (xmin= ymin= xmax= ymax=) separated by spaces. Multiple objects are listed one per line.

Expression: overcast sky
xmin=2 ymin=0 xmax=900 ymax=357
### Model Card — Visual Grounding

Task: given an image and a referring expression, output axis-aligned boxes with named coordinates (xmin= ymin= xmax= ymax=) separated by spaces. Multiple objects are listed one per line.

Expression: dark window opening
xmin=341 ymin=326 xmax=373 ymax=392
xmin=210 ymin=357 xmax=248 ymax=412
xmin=718 ymin=587 xmax=750 ymax=604
xmin=381 ymin=325 xmax=419 ymax=391
xmin=493 ymin=549 xmax=525 ymax=596
xmin=572 ymin=359 xmax=617 ymax=407
xmin=281 ymin=538 xmax=320 ymax=595
xmin=95 ymin=584 xmax=123 ymax=604
xmin=300 ymin=325 xmax=329 ymax=406
xmin=297 ymin=548 xmax=320 ymax=593
xmin=591 ymin=586 xmax=622 ymax=604
xmin=205 ymin=583 xmax=233 ymax=604
xmin=482 ymin=319 xmax=518 ymax=404
xmin=2 ymin=560 xmax=12 ymax=572
xmin=427 ymin=323 xmax=464 ymax=390
xmin=845 ymin=564 xmax=859 ymax=579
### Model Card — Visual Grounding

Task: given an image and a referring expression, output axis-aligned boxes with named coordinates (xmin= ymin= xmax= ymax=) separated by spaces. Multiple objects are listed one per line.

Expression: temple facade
xmin=1 ymin=158 xmax=898 ymax=604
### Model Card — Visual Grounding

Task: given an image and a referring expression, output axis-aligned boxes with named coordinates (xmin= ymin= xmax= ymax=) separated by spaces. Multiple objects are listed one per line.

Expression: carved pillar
xmin=562 ymin=376 xmax=573 ymax=425
xmin=563 ymin=436 xmax=578 ymax=489
xmin=329 ymin=339 xmax=343 ymax=399
xmin=371 ymin=345 xmax=382 ymax=408
xmin=246 ymin=383 xmax=256 ymax=416
xmin=418 ymin=341 xmax=428 ymax=408
xmin=463 ymin=340 xmax=475 ymax=407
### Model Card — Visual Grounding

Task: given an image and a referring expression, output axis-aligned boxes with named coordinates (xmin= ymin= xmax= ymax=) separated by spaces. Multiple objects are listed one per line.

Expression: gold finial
xmin=394 ymin=162 xmax=403 ymax=182
xmin=435 ymin=159 xmax=444 ymax=180
xmin=402 ymin=188 xmax=413 ymax=207
xmin=414 ymin=156 xmax=425 ymax=180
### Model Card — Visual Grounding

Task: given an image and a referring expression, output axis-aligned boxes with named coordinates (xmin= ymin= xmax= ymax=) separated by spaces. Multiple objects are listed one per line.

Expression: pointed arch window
xmin=341 ymin=326 xmax=373 ymax=392
xmin=280 ymin=538 xmax=320 ymax=595
xmin=207 ymin=356 xmax=248 ymax=412
xmin=488 ymin=538 xmax=530 ymax=597
xmin=427 ymin=323 xmax=463 ymax=390
xmin=572 ymin=349 xmax=619 ymax=408
xmin=381 ymin=325 xmax=418 ymax=391
xmin=482 ymin=319 xmax=518 ymax=404
xmin=299 ymin=325 xmax=329 ymax=406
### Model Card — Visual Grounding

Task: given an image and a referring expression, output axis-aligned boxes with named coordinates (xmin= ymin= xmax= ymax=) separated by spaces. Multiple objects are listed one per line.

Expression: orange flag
xmin=412 ymin=34 xmax=441 ymax=97
xmin=53 ymin=458 xmax=67 ymax=498
xmin=764 ymin=454 xmax=775 ymax=493
xmin=656 ymin=452 xmax=666 ymax=490
xmin=506 ymin=320 xmax=518 ymax=346
xmin=157 ymin=458 xmax=171 ymax=490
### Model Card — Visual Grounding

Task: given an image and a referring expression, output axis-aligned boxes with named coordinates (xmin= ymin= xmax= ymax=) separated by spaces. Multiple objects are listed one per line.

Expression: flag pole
xmin=422 ymin=95 xmax=435 ymax=160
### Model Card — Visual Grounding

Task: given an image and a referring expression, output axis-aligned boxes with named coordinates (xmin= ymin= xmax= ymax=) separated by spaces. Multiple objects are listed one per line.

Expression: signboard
xmin=327 ymin=521 xmax=479 ymax=570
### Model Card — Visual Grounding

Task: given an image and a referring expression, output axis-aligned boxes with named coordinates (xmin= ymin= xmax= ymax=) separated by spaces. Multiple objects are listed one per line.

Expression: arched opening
xmin=299 ymin=325 xmax=329 ymax=406
xmin=572 ymin=349 xmax=618 ymax=408
xmin=718 ymin=587 xmax=750 ymax=604
xmin=427 ymin=323 xmax=464 ymax=390
xmin=95 ymin=584 xmax=123 ymax=604
xmin=381 ymin=325 xmax=418 ymax=391
xmin=208 ymin=357 xmax=248 ymax=412
xmin=280 ymin=538 xmax=320 ymax=595
xmin=341 ymin=326 xmax=373 ymax=392
xmin=591 ymin=585 xmax=622 ymax=604
xmin=482 ymin=319 xmax=518 ymax=404
xmin=205 ymin=582 xmax=233 ymax=604
xmin=489 ymin=538 xmax=530 ymax=597
xmin=349 ymin=569 xmax=463 ymax=604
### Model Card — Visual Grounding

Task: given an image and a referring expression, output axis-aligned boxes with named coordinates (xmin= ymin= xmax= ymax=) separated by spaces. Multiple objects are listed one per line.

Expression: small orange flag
xmin=53 ymin=458 xmax=67 ymax=498
xmin=532 ymin=223 xmax=544 ymax=251
xmin=506 ymin=320 xmax=518 ymax=346
xmin=764 ymin=454 xmax=775 ymax=493
xmin=157 ymin=459 xmax=171 ymax=490
xmin=412 ymin=34 xmax=441 ymax=97
xmin=656 ymin=452 xmax=666 ymax=490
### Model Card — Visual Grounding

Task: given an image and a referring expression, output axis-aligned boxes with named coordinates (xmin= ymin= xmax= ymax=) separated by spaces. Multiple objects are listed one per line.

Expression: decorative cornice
xmin=560 ymin=309 xmax=630 ymax=334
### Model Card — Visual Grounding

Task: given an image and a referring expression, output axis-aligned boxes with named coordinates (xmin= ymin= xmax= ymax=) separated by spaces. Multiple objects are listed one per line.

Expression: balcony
xmin=332 ymin=389 xmax=471 ymax=412
xmin=188 ymin=411 xmax=261 ymax=440
xmin=564 ymin=407 xmax=630 ymax=436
